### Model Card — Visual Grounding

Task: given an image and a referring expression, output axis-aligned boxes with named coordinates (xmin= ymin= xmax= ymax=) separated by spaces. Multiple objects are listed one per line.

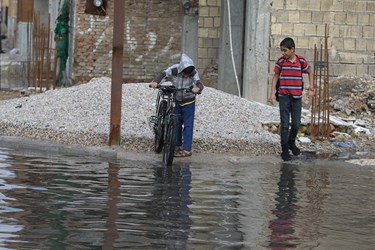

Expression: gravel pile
xmin=0 ymin=77 xmax=282 ymax=155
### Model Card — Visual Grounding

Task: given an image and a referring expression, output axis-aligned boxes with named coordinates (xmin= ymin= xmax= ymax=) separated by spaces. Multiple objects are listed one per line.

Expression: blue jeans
xmin=279 ymin=95 xmax=302 ymax=148
xmin=175 ymin=102 xmax=195 ymax=151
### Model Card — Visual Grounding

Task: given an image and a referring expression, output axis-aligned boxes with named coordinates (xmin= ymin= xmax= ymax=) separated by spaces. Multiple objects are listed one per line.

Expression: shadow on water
xmin=0 ymin=146 xmax=374 ymax=249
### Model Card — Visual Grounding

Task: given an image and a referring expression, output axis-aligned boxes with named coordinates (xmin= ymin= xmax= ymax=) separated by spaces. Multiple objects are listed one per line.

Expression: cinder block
xmin=304 ymin=24 xmax=317 ymax=36
xmin=355 ymin=39 xmax=367 ymax=51
xmin=363 ymin=26 xmax=374 ymax=38
xmin=271 ymin=23 xmax=282 ymax=35
xmin=321 ymin=0 xmax=333 ymax=10
xmin=293 ymin=24 xmax=305 ymax=36
xmin=334 ymin=13 xmax=346 ymax=25
xmin=312 ymin=12 xmax=323 ymax=23
xmin=330 ymin=0 xmax=344 ymax=11
xmin=286 ymin=0 xmax=298 ymax=10
xmin=346 ymin=13 xmax=358 ymax=25
xmin=300 ymin=11 xmax=312 ymax=23
xmin=288 ymin=11 xmax=300 ymax=22
xmin=358 ymin=14 xmax=370 ymax=25
xmin=357 ymin=64 xmax=368 ymax=75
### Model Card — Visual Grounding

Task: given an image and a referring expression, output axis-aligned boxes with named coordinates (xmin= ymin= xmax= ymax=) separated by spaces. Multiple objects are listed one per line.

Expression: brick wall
xmin=270 ymin=0 xmax=375 ymax=78
xmin=73 ymin=0 xmax=183 ymax=84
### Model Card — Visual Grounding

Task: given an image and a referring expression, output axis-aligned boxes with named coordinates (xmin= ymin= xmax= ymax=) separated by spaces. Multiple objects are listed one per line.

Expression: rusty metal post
xmin=109 ymin=0 xmax=125 ymax=146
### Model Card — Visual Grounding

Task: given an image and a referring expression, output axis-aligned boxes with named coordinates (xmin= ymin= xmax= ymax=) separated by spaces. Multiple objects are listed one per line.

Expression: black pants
xmin=278 ymin=95 xmax=302 ymax=149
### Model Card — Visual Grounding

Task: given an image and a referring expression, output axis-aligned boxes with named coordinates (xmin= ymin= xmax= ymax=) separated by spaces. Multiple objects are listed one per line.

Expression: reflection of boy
xmin=150 ymin=54 xmax=204 ymax=157
xmin=269 ymin=37 xmax=314 ymax=161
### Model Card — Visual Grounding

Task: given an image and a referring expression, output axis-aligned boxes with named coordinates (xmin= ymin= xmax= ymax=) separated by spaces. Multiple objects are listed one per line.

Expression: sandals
xmin=174 ymin=149 xmax=192 ymax=157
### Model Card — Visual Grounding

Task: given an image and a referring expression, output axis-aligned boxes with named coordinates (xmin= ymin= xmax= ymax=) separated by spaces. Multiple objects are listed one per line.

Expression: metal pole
xmin=109 ymin=0 xmax=125 ymax=146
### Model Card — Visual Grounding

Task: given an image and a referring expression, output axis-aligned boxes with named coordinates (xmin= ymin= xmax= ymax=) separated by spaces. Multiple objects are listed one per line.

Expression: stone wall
xmin=73 ymin=0 xmax=183 ymax=84
xmin=270 ymin=0 xmax=375 ymax=78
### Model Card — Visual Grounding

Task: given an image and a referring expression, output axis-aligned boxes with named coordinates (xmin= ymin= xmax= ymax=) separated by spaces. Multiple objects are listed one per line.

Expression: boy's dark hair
xmin=182 ymin=66 xmax=195 ymax=75
xmin=280 ymin=37 xmax=295 ymax=49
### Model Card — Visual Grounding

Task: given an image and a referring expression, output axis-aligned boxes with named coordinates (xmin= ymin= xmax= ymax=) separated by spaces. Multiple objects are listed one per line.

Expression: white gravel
xmin=0 ymin=77 xmax=281 ymax=154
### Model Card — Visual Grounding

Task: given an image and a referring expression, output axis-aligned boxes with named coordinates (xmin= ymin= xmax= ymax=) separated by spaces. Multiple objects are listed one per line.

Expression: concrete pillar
xmin=182 ymin=13 xmax=198 ymax=65
xmin=218 ymin=0 xmax=245 ymax=97
xmin=242 ymin=0 xmax=272 ymax=104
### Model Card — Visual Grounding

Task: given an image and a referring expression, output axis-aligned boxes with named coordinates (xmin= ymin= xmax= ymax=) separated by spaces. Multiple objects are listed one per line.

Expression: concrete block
xmin=286 ymin=0 xmax=298 ymax=10
xmin=203 ymin=17 xmax=214 ymax=27
xmin=304 ymin=24 xmax=317 ymax=36
xmin=356 ymin=2 xmax=367 ymax=12
xmin=281 ymin=25 xmax=294 ymax=36
xmin=198 ymin=28 xmax=209 ymax=38
xmin=208 ymin=29 xmax=219 ymax=38
xmin=369 ymin=65 xmax=375 ymax=75
xmin=288 ymin=11 xmax=300 ymax=22
xmin=296 ymin=37 xmax=309 ymax=49
xmin=334 ymin=13 xmax=346 ymax=25
xmin=272 ymin=0 xmax=284 ymax=9
xmin=346 ymin=13 xmax=358 ymax=25
xmin=343 ymin=2 xmax=357 ymax=12
xmin=209 ymin=7 xmax=219 ymax=17
xmin=300 ymin=11 xmax=312 ymax=23
xmin=329 ymin=24 xmax=340 ymax=37
xmin=331 ymin=38 xmax=344 ymax=50
xmin=367 ymin=2 xmax=375 ymax=12
xmin=271 ymin=23 xmax=282 ymax=35
xmin=330 ymin=0 xmax=344 ymax=11
xmin=356 ymin=39 xmax=367 ymax=51
xmin=357 ymin=64 xmax=369 ymax=76
xmin=308 ymin=0 xmax=321 ymax=11
xmin=317 ymin=24 xmax=327 ymax=37
xmin=199 ymin=7 xmax=209 ymax=16
xmin=350 ymin=26 xmax=362 ymax=38
xmin=207 ymin=0 xmax=217 ymax=6
xmin=323 ymin=12 xmax=335 ymax=23
xmin=363 ymin=26 xmax=374 ymax=38
xmin=214 ymin=17 xmax=221 ymax=27
xmin=293 ymin=24 xmax=305 ymax=36
xmin=358 ymin=14 xmax=370 ymax=26
xmin=298 ymin=0 xmax=309 ymax=10
xmin=366 ymin=39 xmax=375 ymax=51
xmin=320 ymin=0 xmax=333 ymax=11
xmin=312 ymin=12 xmax=323 ymax=24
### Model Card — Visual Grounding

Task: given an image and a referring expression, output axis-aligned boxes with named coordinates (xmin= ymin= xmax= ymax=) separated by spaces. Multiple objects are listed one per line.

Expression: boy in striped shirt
xmin=269 ymin=37 xmax=314 ymax=161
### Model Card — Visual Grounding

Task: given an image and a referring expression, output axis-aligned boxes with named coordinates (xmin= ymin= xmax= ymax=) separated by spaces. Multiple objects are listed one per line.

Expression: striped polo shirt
xmin=274 ymin=54 xmax=310 ymax=99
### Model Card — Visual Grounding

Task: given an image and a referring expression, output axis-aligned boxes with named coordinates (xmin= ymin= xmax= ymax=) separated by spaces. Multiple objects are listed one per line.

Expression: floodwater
xmin=0 ymin=146 xmax=374 ymax=249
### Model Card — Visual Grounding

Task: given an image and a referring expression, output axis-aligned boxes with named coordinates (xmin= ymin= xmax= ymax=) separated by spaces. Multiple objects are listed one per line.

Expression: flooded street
xmin=0 ymin=145 xmax=374 ymax=249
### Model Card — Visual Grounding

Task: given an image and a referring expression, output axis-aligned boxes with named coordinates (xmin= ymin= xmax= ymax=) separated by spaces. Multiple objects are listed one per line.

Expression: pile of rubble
xmin=330 ymin=75 xmax=375 ymax=133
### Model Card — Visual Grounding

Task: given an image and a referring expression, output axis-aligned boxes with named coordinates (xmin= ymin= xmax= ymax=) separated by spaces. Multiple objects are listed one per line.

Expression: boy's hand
xmin=268 ymin=94 xmax=276 ymax=105
xmin=191 ymin=87 xmax=200 ymax=94
xmin=307 ymin=86 xmax=314 ymax=97
xmin=150 ymin=81 xmax=158 ymax=88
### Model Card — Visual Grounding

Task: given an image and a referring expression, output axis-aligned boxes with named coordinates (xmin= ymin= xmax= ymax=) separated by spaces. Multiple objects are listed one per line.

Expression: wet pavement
xmin=0 ymin=137 xmax=374 ymax=249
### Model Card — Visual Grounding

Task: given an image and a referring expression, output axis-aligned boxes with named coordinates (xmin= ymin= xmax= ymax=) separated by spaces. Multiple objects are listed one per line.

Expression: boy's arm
xmin=192 ymin=72 xmax=204 ymax=94
xmin=269 ymin=73 xmax=279 ymax=105
xmin=150 ymin=71 xmax=167 ymax=88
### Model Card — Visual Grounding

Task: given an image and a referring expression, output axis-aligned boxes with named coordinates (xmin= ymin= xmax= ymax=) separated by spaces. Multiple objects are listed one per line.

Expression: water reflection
xmin=103 ymin=162 xmax=120 ymax=249
xmin=0 ymin=147 xmax=373 ymax=249
xmin=146 ymin=164 xmax=192 ymax=248
xmin=268 ymin=163 xmax=299 ymax=248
